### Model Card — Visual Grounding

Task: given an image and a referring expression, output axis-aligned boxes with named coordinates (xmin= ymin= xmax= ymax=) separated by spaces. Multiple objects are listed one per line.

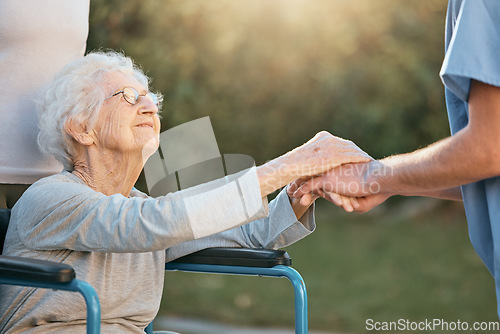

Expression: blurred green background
xmin=86 ymin=0 xmax=498 ymax=332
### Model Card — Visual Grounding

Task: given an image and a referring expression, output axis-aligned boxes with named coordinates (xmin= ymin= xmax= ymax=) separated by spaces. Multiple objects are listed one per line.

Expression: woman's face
xmin=92 ymin=71 xmax=161 ymax=159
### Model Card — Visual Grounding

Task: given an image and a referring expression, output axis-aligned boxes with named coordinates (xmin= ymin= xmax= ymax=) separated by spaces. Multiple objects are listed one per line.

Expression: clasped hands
xmin=286 ymin=132 xmax=390 ymax=213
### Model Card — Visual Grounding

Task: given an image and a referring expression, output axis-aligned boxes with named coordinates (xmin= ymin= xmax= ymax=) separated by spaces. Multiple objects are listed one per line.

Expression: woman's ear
xmin=65 ymin=118 xmax=94 ymax=146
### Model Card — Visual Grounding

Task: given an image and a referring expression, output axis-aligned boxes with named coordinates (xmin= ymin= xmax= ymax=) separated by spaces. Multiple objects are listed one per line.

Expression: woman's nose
xmin=138 ymin=96 xmax=159 ymax=114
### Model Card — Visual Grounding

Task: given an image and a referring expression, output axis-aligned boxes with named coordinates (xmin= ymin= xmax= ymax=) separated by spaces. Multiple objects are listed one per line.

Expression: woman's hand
xmin=258 ymin=132 xmax=372 ymax=197
xmin=286 ymin=185 xmax=320 ymax=219
xmin=286 ymin=131 xmax=372 ymax=177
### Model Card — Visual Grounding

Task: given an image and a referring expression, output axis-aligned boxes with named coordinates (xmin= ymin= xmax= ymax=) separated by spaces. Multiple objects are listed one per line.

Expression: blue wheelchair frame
xmin=145 ymin=248 xmax=308 ymax=333
xmin=0 ymin=256 xmax=101 ymax=334
xmin=0 ymin=209 xmax=101 ymax=334
xmin=1 ymin=209 xmax=308 ymax=334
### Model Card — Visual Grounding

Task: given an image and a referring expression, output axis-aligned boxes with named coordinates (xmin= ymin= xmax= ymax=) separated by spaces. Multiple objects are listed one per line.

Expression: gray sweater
xmin=0 ymin=170 xmax=315 ymax=333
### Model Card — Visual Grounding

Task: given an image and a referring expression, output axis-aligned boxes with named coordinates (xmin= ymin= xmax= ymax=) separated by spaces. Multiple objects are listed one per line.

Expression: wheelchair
xmin=0 ymin=208 xmax=308 ymax=334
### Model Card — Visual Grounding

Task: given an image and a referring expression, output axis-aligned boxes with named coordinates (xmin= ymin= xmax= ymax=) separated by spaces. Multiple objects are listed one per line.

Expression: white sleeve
xmin=14 ymin=168 xmax=269 ymax=253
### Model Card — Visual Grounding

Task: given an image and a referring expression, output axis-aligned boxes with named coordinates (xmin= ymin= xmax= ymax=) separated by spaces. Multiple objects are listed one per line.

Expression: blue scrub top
xmin=440 ymin=0 xmax=500 ymax=317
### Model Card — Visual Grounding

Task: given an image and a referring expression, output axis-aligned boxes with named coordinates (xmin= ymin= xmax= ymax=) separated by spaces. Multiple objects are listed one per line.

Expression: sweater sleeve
xmin=165 ymin=187 xmax=316 ymax=262
xmin=13 ymin=168 xmax=269 ymax=252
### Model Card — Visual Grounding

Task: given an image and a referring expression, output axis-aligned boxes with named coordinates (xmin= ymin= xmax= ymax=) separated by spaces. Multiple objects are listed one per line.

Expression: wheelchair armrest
xmin=169 ymin=247 xmax=292 ymax=268
xmin=0 ymin=256 xmax=75 ymax=283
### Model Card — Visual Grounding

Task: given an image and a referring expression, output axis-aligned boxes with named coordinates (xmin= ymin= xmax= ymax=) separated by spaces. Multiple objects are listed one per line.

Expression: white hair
xmin=37 ymin=51 xmax=156 ymax=171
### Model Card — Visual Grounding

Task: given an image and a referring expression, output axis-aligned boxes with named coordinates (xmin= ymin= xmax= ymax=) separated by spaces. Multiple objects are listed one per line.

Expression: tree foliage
xmin=88 ymin=0 xmax=450 ymax=164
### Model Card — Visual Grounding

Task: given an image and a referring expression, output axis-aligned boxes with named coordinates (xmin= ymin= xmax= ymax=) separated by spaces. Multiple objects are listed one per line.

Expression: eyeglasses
xmin=105 ymin=86 xmax=161 ymax=107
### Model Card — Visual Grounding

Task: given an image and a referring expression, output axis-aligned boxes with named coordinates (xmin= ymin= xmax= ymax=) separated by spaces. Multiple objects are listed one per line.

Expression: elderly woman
xmin=0 ymin=51 xmax=369 ymax=333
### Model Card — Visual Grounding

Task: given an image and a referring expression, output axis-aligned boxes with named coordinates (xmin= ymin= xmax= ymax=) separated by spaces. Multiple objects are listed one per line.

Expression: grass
xmin=158 ymin=197 xmax=498 ymax=333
